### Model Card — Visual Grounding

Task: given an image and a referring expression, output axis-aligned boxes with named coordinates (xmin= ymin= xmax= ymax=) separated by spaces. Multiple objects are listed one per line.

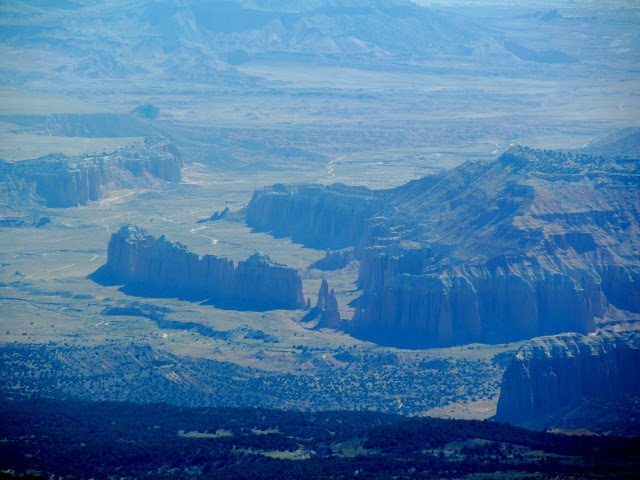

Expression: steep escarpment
xmin=247 ymin=146 xmax=640 ymax=347
xmin=93 ymin=225 xmax=305 ymax=311
xmin=351 ymin=262 xmax=604 ymax=348
xmin=495 ymin=330 xmax=640 ymax=430
xmin=0 ymin=140 xmax=182 ymax=208
xmin=348 ymin=148 xmax=639 ymax=347
xmin=246 ymin=183 xmax=383 ymax=250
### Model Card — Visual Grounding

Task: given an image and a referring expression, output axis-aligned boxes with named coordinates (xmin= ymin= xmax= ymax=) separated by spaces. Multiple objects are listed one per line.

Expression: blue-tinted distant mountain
xmin=579 ymin=127 xmax=640 ymax=158
xmin=0 ymin=0 xmax=535 ymax=84
xmin=0 ymin=113 xmax=155 ymax=137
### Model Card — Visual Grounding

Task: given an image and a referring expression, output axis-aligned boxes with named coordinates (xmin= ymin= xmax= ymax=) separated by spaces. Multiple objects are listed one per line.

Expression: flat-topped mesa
xmin=98 ymin=225 xmax=304 ymax=311
xmin=1 ymin=139 xmax=182 ymax=208
xmin=246 ymin=183 xmax=383 ymax=250
xmin=245 ymin=146 xmax=639 ymax=348
xmin=495 ymin=330 xmax=640 ymax=424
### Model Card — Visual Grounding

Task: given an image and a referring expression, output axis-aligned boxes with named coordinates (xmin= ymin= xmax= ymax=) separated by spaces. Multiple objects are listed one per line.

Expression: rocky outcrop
xmin=247 ymin=146 xmax=640 ymax=348
xmin=246 ymin=183 xmax=383 ymax=250
xmin=197 ymin=207 xmax=230 ymax=224
xmin=309 ymin=249 xmax=357 ymax=271
xmin=93 ymin=225 xmax=305 ymax=311
xmin=0 ymin=140 xmax=182 ymax=208
xmin=351 ymin=255 xmax=606 ymax=348
xmin=302 ymin=279 xmax=341 ymax=329
xmin=234 ymin=252 xmax=306 ymax=310
xmin=495 ymin=330 xmax=640 ymax=424
xmin=347 ymin=148 xmax=639 ymax=347
xmin=130 ymin=105 xmax=159 ymax=120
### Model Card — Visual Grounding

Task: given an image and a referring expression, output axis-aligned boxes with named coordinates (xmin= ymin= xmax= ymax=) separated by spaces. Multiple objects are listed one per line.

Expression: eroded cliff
xmin=0 ymin=139 xmax=182 ymax=208
xmin=246 ymin=183 xmax=383 ymax=250
xmin=245 ymin=146 xmax=640 ymax=347
xmin=495 ymin=330 xmax=640 ymax=427
xmin=93 ymin=225 xmax=305 ymax=311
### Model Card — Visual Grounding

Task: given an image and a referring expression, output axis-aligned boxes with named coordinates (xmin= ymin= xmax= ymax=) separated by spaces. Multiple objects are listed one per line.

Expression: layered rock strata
xmin=495 ymin=330 xmax=640 ymax=423
xmin=351 ymin=256 xmax=606 ymax=348
xmin=246 ymin=183 xmax=383 ymax=250
xmin=246 ymin=147 xmax=640 ymax=347
xmin=0 ymin=140 xmax=182 ymax=208
xmin=95 ymin=225 xmax=305 ymax=311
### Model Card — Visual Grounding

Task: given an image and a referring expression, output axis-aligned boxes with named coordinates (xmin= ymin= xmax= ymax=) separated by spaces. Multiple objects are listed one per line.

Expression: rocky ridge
xmin=246 ymin=147 xmax=640 ymax=347
xmin=93 ymin=225 xmax=305 ymax=311
xmin=495 ymin=330 xmax=640 ymax=433
xmin=0 ymin=139 xmax=182 ymax=209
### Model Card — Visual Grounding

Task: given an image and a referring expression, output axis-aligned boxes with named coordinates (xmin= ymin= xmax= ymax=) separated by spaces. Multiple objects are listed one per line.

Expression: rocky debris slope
xmin=302 ymin=279 xmax=341 ymax=329
xmin=495 ymin=330 xmax=640 ymax=433
xmin=0 ymin=139 xmax=182 ymax=208
xmin=246 ymin=146 xmax=640 ymax=347
xmin=92 ymin=225 xmax=305 ymax=311
xmin=579 ymin=127 xmax=640 ymax=158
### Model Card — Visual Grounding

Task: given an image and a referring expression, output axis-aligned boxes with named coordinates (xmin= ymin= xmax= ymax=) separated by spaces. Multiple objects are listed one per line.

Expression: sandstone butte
xmin=93 ymin=225 xmax=305 ymax=311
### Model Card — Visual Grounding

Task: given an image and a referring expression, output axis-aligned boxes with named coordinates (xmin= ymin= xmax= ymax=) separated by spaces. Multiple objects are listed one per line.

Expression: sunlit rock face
xmin=495 ymin=330 xmax=640 ymax=423
xmin=247 ymin=147 xmax=640 ymax=347
xmin=1 ymin=140 xmax=182 ymax=208
xmin=96 ymin=225 xmax=305 ymax=311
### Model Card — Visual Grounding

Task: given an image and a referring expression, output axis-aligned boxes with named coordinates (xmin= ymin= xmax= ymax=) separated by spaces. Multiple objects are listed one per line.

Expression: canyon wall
xmin=2 ymin=140 xmax=182 ymax=208
xmin=495 ymin=330 xmax=640 ymax=423
xmin=246 ymin=183 xmax=383 ymax=250
xmin=96 ymin=225 xmax=305 ymax=311
xmin=349 ymin=249 xmax=608 ymax=348
xmin=244 ymin=147 xmax=640 ymax=347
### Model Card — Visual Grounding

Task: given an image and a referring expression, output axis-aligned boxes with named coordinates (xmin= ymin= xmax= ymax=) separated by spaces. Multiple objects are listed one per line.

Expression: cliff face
xmin=97 ymin=225 xmax=305 ymax=311
xmin=2 ymin=140 xmax=182 ymax=208
xmin=233 ymin=253 xmax=306 ymax=310
xmin=351 ymin=253 xmax=606 ymax=348
xmin=495 ymin=330 xmax=640 ymax=423
xmin=246 ymin=183 xmax=383 ymax=250
xmin=347 ymin=148 xmax=639 ymax=347
xmin=246 ymin=147 xmax=640 ymax=348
